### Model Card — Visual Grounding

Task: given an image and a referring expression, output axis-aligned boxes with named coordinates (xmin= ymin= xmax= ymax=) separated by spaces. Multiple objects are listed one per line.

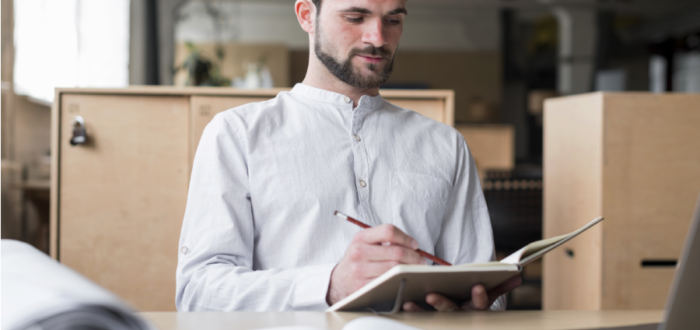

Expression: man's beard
xmin=314 ymin=28 xmax=395 ymax=89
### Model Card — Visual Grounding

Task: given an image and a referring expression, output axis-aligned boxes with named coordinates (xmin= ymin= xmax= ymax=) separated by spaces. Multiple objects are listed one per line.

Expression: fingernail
xmin=412 ymin=240 xmax=419 ymax=250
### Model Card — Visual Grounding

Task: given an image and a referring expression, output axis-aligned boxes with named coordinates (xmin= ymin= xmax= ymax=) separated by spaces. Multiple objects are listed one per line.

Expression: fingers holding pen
xmin=328 ymin=224 xmax=425 ymax=305
xmin=356 ymin=224 xmax=419 ymax=250
xmin=348 ymin=261 xmax=401 ymax=279
xmin=347 ymin=240 xmax=426 ymax=265
xmin=338 ymin=214 xmax=451 ymax=265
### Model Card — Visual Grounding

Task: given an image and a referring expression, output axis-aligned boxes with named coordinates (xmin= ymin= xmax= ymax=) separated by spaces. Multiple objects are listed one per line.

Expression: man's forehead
xmin=325 ymin=0 xmax=407 ymax=14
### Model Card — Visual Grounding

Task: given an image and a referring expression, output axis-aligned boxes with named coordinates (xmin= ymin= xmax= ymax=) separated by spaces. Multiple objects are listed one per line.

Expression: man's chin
xmin=348 ymin=78 xmax=386 ymax=89
xmin=353 ymin=64 xmax=385 ymax=77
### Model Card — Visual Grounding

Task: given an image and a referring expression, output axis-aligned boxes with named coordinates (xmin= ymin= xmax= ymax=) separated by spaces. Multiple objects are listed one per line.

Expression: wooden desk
xmin=140 ymin=310 xmax=663 ymax=330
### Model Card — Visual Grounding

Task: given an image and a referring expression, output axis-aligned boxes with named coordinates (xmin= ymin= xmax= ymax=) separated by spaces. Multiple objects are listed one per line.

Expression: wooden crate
xmin=542 ymin=92 xmax=700 ymax=310
xmin=50 ymin=87 xmax=454 ymax=311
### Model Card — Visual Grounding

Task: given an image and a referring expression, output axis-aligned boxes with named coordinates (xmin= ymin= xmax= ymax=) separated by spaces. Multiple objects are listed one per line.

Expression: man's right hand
xmin=326 ymin=224 xmax=426 ymax=305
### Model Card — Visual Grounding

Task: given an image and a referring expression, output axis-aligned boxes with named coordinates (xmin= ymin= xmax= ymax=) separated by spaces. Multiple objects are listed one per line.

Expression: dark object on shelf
xmin=483 ymin=167 xmax=544 ymax=310
xmin=483 ymin=167 xmax=543 ymax=255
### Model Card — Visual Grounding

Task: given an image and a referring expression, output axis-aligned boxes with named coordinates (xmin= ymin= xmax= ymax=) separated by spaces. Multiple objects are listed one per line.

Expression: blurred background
xmin=2 ymin=0 xmax=700 ymax=310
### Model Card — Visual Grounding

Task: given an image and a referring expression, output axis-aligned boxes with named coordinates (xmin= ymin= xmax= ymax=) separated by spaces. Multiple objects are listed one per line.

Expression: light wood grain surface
xmin=543 ymin=92 xmax=700 ymax=310
xmin=56 ymin=94 xmax=190 ymax=311
xmin=455 ymin=124 xmax=514 ymax=180
xmin=139 ymin=310 xmax=663 ymax=330
xmin=601 ymin=93 xmax=700 ymax=309
xmin=543 ymin=93 xmax=604 ymax=310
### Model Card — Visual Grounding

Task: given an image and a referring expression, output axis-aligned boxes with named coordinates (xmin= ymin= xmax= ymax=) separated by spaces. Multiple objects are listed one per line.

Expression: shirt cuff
xmin=489 ymin=294 xmax=507 ymax=311
xmin=291 ymin=263 xmax=336 ymax=310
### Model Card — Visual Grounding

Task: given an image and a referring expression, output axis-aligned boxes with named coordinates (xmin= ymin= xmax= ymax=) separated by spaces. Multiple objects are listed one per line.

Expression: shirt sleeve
xmin=175 ymin=113 xmax=335 ymax=311
xmin=434 ymin=135 xmax=507 ymax=311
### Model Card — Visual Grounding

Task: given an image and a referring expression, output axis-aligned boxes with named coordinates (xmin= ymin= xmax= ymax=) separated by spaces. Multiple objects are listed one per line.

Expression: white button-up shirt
xmin=176 ymin=84 xmax=504 ymax=311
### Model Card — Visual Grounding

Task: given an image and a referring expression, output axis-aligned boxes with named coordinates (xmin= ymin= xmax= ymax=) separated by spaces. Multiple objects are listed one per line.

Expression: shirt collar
xmin=291 ymin=83 xmax=385 ymax=111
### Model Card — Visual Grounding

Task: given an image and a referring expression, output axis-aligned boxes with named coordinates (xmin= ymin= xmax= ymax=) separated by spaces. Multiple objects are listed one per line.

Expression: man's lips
xmin=356 ymin=55 xmax=385 ymax=64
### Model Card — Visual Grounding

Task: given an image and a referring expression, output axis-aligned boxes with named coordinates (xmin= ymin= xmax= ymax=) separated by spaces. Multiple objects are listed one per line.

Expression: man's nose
xmin=362 ymin=18 xmax=386 ymax=48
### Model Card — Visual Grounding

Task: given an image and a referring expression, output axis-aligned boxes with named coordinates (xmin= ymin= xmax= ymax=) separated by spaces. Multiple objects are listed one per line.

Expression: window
xmin=13 ymin=0 xmax=130 ymax=103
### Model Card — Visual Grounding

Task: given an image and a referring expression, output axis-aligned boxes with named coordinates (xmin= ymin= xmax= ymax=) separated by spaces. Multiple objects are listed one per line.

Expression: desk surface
xmin=140 ymin=310 xmax=664 ymax=330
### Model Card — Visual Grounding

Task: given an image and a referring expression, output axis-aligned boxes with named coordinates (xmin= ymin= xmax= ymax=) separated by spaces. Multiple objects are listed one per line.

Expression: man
xmin=176 ymin=0 xmax=521 ymax=312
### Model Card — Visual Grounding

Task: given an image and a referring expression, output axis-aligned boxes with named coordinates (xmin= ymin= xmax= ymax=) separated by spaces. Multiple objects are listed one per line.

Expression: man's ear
xmin=295 ymin=0 xmax=315 ymax=34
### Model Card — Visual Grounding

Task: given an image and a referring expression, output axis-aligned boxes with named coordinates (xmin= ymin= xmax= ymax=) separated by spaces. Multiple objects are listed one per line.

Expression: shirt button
xmin=343 ymin=96 xmax=351 ymax=103
xmin=359 ymin=180 xmax=367 ymax=187
xmin=354 ymin=135 xmax=361 ymax=141
xmin=181 ymin=246 xmax=189 ymax=254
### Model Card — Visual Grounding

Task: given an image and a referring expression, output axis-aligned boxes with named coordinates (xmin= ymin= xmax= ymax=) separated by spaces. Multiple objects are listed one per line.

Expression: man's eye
xmin=386 ymin=19 xmax=401 ymax=25
xmin=345 ymin=16 xmax=363 ymax=23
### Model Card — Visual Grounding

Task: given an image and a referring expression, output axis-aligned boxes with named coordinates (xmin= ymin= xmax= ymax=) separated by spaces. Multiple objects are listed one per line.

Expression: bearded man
xmin=176 ymin=0 xmax=521 ymax=312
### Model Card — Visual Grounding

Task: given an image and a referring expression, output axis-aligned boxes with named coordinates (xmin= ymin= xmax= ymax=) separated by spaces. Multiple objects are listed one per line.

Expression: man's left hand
xmin=402 ymin=275 xmax=522 ymax=312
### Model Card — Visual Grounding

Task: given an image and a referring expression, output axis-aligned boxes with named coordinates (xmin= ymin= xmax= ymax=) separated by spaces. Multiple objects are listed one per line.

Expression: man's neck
xmin=301 ymin=58 xmax=379 ymax=108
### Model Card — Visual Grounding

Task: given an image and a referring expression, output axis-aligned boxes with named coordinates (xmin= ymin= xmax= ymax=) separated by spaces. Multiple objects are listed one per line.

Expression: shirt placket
xmin=350 ymin=105 xmax=377 ymax=226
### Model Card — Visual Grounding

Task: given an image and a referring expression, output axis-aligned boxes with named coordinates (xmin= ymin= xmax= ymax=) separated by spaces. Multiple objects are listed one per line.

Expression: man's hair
xmin=311 ymin=0 xmax=321 ymax=15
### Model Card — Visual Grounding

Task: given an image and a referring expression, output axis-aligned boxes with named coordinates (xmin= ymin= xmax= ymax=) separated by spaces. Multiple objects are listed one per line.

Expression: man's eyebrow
xmin=387 ymin=8 xmax=408 ymax=16
xmin=338 ymin=7 xmax=408 ymax=16
xmin=339 ymin=7 xmax=372 ymax=14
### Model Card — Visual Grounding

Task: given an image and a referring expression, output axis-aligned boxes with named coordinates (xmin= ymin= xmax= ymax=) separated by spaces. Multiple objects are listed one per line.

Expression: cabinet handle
xmin=641 ymin=260 xmax=677 ymax=267
xmin=70 ymin=116 xmax=87 ymax=146
xmin=565 ymin=248 xmax=575 ymax=258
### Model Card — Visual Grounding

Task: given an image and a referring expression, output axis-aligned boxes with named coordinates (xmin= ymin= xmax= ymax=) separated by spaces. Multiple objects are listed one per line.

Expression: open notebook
xmin=328 ymin=216 xmax=604 ymax=312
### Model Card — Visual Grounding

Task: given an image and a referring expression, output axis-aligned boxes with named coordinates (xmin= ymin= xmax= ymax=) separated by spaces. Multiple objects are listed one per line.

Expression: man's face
xmin=313 ymin=0 xmax=406 ymax=89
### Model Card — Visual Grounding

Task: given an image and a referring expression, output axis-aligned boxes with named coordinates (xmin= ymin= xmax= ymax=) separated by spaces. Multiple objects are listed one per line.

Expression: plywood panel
xmin=543 ymin=93 xmax=604 ymax=310
xmin=455 ymin=125 xmax=514 ymax=180
xmin=389 ymin=98 xmax=445 ymax=124
xmin=543 ymin=92 xmax=700 ymax=311
xmin=601 ymin=93 xmax=700 ymax=309
xmin=383 ymin=90 xmax=454 ymax=127
xmin=58 ymin=94 xmax=189 ymax=311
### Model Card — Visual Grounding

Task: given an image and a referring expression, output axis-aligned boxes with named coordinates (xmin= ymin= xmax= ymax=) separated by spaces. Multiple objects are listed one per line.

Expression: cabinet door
xmin=190 ymin=95 xmax=271 ymax=166
xmin=59 ymin=94 xmax=189 ymax=311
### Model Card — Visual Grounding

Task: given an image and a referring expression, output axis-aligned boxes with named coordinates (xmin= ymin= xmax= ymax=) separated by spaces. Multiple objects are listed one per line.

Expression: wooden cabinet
xmin=542 ymin=92 xmax=700 ymax=310
xmin=56 ymin=94 xmax=190 ymax=311
xmin=50 ymin=87 xmax=454 ymax=311
xmin=455 ymin=124 xmax=514 ymax=181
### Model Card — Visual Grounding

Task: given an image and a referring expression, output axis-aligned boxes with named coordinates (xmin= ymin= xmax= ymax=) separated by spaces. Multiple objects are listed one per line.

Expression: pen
xmin=334 ymin=211 xmax=453 ymax=266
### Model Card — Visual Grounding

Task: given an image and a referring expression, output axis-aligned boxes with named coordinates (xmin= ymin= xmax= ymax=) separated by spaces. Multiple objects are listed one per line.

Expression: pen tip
xmin=334 ymin=211 xmax=338 ymax=215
